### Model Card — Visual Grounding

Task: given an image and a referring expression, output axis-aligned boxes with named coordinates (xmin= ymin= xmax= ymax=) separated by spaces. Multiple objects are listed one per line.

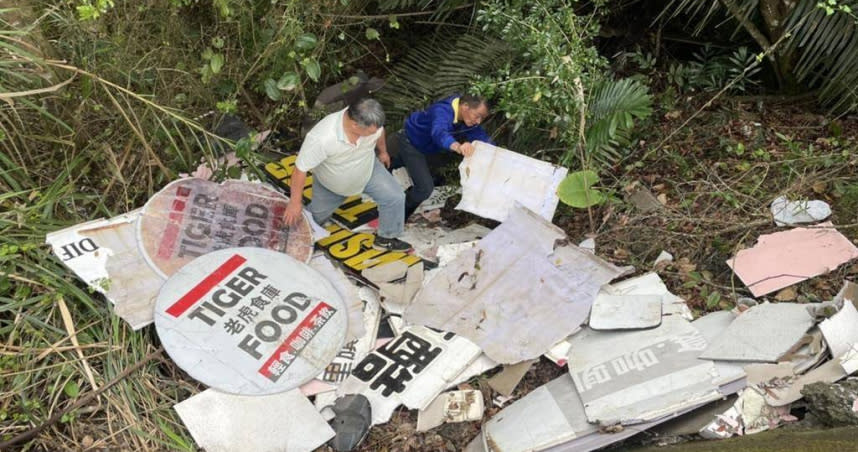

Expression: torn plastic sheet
xmin=337 ymin=326 xmax=481 ymax=425
xmin=45 ymin=210 xmax=162 ymax=329
xmin=566 ymin=315 xmax=724 ymax=425
xmin=456 ymin=142 xmax=568 ymax=222
xmin=474 ymin=373 xmax=744 ymax=452
xmin=175 ymin=388 xmax=334 ymax=452
xmin=417 ymin=390 xmax=484 ymax=432
xmin=155 ymin=247 xmax=347 ymax=394
xmin=700 ymin=302 xmax=815 ymax=362
xmin=138 ymin=178 xmax=314 ymax=278
xmin=406 ymin=205 xmax=632 ymax=364
xmin=726 ymin=222 xmax=858 ymax=297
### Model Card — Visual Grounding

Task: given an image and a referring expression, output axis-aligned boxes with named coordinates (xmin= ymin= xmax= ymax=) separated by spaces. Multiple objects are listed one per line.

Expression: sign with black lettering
xmin=154 ymin=247 xmax=347 ymax=395
xmin=138 ymin=178 xmax=314 ymax=278
xmin=316 ymin=223 xmax=423 ymax=273
xmin=263 ymin=155 xmax=379 ymax=229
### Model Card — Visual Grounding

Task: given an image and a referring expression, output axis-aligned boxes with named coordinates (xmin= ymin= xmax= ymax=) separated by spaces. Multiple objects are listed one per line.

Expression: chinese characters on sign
xmin=155 ymin=247 xmax=347 ymax=395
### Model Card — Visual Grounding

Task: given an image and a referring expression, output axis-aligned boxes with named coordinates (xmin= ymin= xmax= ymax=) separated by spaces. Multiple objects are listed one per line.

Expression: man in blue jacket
xmin=397 ymin=94 xmax=494 ymax=219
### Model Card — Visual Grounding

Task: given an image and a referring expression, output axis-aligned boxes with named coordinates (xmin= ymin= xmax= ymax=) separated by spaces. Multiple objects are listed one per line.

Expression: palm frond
xmin=585 ymin=78 xmax=652 ymax=167
xmin=377 ymin=33 xmax=509 ymax=126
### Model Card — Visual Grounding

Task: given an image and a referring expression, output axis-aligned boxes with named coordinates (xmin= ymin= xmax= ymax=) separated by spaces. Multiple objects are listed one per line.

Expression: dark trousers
xmin=395 ymin=131 xmax=454 ymax=219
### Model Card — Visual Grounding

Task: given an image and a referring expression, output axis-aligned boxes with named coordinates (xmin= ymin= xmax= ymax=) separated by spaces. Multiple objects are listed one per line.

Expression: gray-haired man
xmin=283 ymin=98 xmax=411 ymax=251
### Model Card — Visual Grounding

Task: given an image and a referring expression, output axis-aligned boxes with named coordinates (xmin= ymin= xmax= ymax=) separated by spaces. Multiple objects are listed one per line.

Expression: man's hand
xmin=283 ymin=201 xmax=303 ymax=226
xmin=377 ymin=150 xmax=391 ymax=168
xmin=460 ymin=142 xmax=475 ymax=157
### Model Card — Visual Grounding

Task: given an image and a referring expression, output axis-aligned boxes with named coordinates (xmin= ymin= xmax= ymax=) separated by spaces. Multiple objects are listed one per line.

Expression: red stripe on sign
xmin=259 ymin=302 xmax=331 ymax=378
xmin=166 ymin=254 xmax=247 ymax=317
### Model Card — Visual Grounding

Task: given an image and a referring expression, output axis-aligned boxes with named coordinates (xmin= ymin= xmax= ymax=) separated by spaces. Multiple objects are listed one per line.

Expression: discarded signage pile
xmin=47 ymin=144 xmax=858 ymax=452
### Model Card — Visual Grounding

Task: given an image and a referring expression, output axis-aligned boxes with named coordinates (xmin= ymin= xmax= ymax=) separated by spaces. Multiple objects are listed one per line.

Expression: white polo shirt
xmin=295 ymin=108 xmax=383 ymax=196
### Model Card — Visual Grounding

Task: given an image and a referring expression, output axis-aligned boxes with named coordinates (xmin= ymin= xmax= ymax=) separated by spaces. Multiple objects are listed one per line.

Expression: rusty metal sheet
xmin=139 ymin=178 xmax=313 ymax=278
xmin=155 ymin=247 xmax=347 ymax=395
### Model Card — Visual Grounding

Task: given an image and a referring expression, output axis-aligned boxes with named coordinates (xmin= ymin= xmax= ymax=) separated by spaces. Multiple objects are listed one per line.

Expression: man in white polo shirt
xmin=282 ymin=98 xmax=411 ymax=251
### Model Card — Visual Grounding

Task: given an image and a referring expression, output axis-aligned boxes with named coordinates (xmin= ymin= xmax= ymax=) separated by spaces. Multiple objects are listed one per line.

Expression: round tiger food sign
xmin=155 ymin=247 xmax=347 ymax=395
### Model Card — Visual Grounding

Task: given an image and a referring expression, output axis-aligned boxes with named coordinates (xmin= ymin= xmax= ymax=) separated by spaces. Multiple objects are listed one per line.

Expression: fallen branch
xmin=0 ymin=346 xmax=164 ymax=450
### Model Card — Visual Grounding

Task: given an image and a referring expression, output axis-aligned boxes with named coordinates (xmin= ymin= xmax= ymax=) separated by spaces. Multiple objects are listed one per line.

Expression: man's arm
xmin=283 ymin=169 xmax=307 ymax=226
xmin=376 ymin=127 xmax=391 ymax=168
xmin=429 ymin=105 xmax=458 ymax=153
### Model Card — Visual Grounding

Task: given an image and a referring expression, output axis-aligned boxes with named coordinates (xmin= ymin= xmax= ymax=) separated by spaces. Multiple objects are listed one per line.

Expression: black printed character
xmin=351 ymin=331 xmax=443 ymax=396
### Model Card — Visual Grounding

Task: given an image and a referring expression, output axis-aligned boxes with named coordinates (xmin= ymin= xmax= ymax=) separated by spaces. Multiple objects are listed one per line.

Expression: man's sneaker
xmin=373 ymin=236 xmax=412 ymax=252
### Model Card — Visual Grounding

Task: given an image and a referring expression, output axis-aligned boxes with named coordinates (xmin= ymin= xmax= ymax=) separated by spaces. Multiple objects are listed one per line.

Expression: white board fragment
xmin=175 ymin=388 xmax=334 ymax=452
xmin=456 ymin=142 xmax=568 ymax=222
xmin=566 ymin=315 xmax=722 ymax=425
xmin=819 ymin=300 xmax=858 ymax=359
xmin=700 ymin=302 xmax=815 ymax=362
xmin=405 ymin=205 xmax=631 ymax=363
xmin=588 ymin=294 xmax=663 ymax=330
xmin=337 ymin=326 xmax=481 ymax=424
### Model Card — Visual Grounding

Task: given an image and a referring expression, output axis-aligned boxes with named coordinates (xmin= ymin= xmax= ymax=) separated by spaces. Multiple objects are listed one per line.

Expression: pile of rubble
xmin=47 ymin=140 xmax=858 ymax=452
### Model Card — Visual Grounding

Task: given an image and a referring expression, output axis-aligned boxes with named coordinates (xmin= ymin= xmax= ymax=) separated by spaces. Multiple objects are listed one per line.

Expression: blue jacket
xmin=404 ymin=95 xmax=493 ymax=154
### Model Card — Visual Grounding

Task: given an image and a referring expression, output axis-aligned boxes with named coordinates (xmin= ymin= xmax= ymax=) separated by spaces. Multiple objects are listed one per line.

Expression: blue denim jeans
xmin=308 ymin=158 xmax=405 ymax=239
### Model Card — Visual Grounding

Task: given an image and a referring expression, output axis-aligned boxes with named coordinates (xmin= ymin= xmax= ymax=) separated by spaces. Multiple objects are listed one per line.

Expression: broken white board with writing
xmin=588 ymin=294 xmax=663 ymax=330
xmin=46 ymin=210 xmax=162 ymax=329
xmin=337 ymin=325 xmax=481 ymax=425
xmin=700 ymin=302 xmax=815 ymax=362
xmin=315 ymin=285 xmax=381 ymax=386
xmin=175 ymin=388 xmax=334 ymax=452
xmin=155 ymin=247 xmax=347 ymax=394
xmin=691 ymin=311 xmax=746 ymax=385
xmin=819 ymin=300 xmax=858 ymax=359
xmin=566 ymin=315 xmax=722 ymax=425
xmin=417 ymin=390 xmax=484 ymax=432
xmin=138 ymin=178 xmax=315 ymax=279
xmin=476 ymin=373 xmax=724 ymax=452
xmin=310 ymin=253 xmax=365 ymax=342
xmin=405 ymin=205 xmax=631 ymax=363
xmin=457 ymin=142 xmax=568 ymax=222
xmin=726 ymin=222 xmax=858 ymax=297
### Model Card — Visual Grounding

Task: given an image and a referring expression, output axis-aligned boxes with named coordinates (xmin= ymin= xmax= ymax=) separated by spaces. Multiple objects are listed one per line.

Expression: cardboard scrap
xmin=337 ymin=326 xmax=481 ymax=425
xmin=487 ymin=359 xmax=537 ymax=397
xmin=726 ymin=222 xmax=858 ymax=297
xmin=175 ymin=388 xmax=334 ymax=452
xmin=700 ymin=302 xmax=815 ymax=363
xmin=406 ymin=205 xmax=631 ymax=364
xmin=417 ymin=390 xmax=484 ymax=432
xmin=456 ymin=141 xmax=568 ymax=222
xmin=566 ymin=315 xmax=723 ymax=425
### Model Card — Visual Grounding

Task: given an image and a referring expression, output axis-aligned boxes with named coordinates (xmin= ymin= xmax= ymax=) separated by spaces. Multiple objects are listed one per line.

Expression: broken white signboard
xmin=566 ymin=315 xmax=722 ymax=425
xmin=819 ymin=300 xmax=858 ymax=359
xmin=405 ymin=205 xmax=631 ymax=363
xmin=155 ymin=247 xmax=347 ymax=394
xmin=46 ymin=209 xmax=162 ymax=329
xmin=700 ymin=302 xmax=815 ymax=362
xmin=138 ymin=178 xmax=314 ymax=278
xmin=316 ymin=286 xmax=381 ymax=386
xmin=338 ymin=326 xmax=481 ymax=425
xmin=457 ymin=142 xmax=568 ymax=222
xmin=175 ymin=388 xmax=334 ymax=452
